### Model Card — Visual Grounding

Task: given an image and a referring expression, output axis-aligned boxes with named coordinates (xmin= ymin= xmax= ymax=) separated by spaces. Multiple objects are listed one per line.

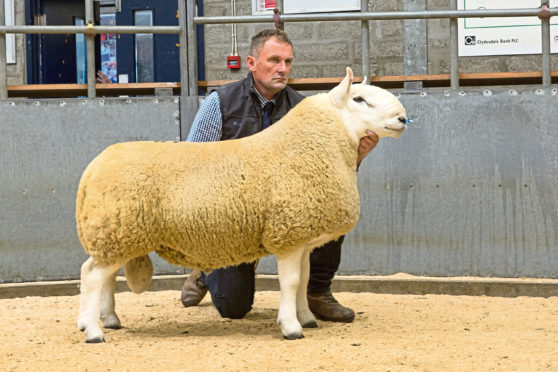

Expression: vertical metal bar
xmin=276 ymin=0 xmax=283 ymax=15
xmin=179 ymin=0 xmax=189 ymax=140
xmin=542 ymin=20 xmax=551 ymax=87
xmin=540 ymin=1 xmax=551 ymax=88
xmin=186 ymin=0 xmax=197 ymax=97
xmin=274 ymin=0 xmax=284 ymax=30
xmin=179 ymin=0 xmax=200 ymax=141
xmin=450 ymin=0 xmax=459 ymax=90
xmin=85 ymin=0 xmax=96 ymax=98
xmin=0 ymin=0 xmax=7 ymax=100
xmin=179 ymin=0 xmax=188 ymax=95
xmin=361 ymin=0 xmax=370 ymax=83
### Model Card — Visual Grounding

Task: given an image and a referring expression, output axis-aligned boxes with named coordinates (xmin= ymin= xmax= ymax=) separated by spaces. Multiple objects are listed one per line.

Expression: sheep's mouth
xmin=384 ymin=126 xmax=406 ymax=132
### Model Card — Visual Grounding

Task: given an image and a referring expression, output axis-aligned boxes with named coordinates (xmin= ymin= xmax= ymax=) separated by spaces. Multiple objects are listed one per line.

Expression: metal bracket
xmin=273 ymin=8 xmax=283 ymax=30
xmin=84 ymin=22 xmax=95 ymax=36
xmin=538 ymin=2 xmax=550 ymax=20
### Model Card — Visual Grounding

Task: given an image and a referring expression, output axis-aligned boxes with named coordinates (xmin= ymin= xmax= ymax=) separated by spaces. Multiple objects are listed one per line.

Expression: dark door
xmin=25 ymin=0 xmax=100 ymax=84
xmin=116 ymin=0 xmax=179 ymax=83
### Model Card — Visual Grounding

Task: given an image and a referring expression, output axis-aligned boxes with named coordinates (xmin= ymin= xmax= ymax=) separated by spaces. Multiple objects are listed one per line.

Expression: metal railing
xmin=0 ymin=0 xmax=556 ymax=101
xmin=194 ymin=0 xmax=557 ymax=90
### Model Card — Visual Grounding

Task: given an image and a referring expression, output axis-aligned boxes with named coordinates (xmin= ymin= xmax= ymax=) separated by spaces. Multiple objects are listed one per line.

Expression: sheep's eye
xmin=353 ymin=96 xmax=365 ymax=103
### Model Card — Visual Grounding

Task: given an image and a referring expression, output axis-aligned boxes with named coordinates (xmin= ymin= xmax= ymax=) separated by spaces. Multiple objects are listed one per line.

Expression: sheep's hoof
xmin=77 ymin=319 xmax=87 ymax=332
xmin=102 ymin=314 xmax=121 ymax=329
xmin=283 ymin=332 xmax=305 ymax=340
xmin=85 ymin=329 xmax=105 ymax=343
xmin=103 ymin=323 xmax=121 ymax=330
xmin=302 ymin=320 xmax=318 ymax=328
xmin=86 ymin=335 xmax=105 ymax=344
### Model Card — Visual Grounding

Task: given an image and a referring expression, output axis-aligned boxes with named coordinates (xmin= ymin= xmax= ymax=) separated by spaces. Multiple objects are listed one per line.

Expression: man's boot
xmin=307 ymin=290 xmax=355 ymax=323
xmin=181 ymin=269 xmax=208 ymax=307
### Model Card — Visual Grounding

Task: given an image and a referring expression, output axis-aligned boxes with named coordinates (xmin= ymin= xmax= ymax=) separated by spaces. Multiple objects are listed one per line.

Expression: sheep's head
xmin=328 ymin=67 xmax=407 ymax=140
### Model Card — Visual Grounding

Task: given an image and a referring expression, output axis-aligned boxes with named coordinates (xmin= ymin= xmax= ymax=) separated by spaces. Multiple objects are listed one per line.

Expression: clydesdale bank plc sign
xmin=458 ymin=0 xmax=558 ymax=56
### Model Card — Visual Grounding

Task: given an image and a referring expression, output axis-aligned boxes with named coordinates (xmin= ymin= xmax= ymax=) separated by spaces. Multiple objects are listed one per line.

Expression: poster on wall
xmin=252 ymin=0 xmax=360 ymax=15
xmin=458 ymin=0 xmax=558 ymax=56
xmin=100 ymin=14 xmax=117 ymax=83
xmin=253 ymin=0 xmax=276 ymax=13
xmin=4 ymin=0 xmax=15 ymax=64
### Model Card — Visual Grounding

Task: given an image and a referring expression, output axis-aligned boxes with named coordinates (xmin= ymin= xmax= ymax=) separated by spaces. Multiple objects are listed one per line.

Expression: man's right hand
xmin=356 ymin=130 xmax=379 ymax=167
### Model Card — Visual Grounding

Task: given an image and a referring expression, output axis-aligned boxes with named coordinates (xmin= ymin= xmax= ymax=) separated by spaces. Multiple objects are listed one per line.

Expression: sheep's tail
xmin=125 ymin=255 xmax=153 ymax=294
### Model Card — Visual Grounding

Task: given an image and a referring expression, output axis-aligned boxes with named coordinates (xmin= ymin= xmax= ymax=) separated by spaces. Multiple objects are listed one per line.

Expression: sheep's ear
xmin=329 ymin=67 xmax=354 ymax=107
xmin=361 ymin=76 xmax=367 ymax=85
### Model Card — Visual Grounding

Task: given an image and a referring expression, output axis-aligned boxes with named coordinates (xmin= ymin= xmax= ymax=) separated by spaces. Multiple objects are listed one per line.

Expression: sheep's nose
xmin=398 ymin=116 xmax=407 ymax=124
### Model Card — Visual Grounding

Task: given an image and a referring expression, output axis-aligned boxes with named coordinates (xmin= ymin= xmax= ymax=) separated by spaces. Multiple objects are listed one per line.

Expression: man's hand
xmin=356 ymin=130 xmax=379 ymax=168
xmin=96 ymin=70 xmax=111 ymax=84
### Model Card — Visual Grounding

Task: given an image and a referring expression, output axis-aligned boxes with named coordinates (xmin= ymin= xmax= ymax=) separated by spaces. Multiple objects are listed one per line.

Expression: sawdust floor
xmin=1 ymin=290 xmax=558 ymax=371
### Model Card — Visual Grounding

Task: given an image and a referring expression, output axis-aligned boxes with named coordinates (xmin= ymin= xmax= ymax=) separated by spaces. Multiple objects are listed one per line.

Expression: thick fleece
xmin=76 ymin=93 xmax=359 ymax=271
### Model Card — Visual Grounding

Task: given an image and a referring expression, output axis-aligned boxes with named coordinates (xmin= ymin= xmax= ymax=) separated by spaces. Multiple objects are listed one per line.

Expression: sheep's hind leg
xmin=297 ymin=248 xmax=317 ymax=328
xmin=276 ymin=249 xmax=305 ymax=340
xmin=77 ymin=257 xmax=95 ymax=333
xmin=100 ymin=269 xmax=121 ymax=329
xmin=77 ymin=257 xmax=123 ymax=343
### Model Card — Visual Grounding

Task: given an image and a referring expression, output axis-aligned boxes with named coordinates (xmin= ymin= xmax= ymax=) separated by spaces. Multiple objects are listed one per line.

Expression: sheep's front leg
xmin=296 ymin=248 xmax=317 ymax=328
xmin=276 ymin=249 xmax=305 ymax=340
xmin=77 ymin=257 xmax=123 ymax=343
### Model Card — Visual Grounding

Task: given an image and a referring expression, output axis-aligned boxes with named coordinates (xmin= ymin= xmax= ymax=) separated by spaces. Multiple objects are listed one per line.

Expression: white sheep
xmin=76 ymin=67 xmax=407 ymax=343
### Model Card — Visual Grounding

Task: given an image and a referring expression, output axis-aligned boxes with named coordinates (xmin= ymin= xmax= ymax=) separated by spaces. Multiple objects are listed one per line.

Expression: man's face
xmin=247 ymin=37 xmax=293 ymax=99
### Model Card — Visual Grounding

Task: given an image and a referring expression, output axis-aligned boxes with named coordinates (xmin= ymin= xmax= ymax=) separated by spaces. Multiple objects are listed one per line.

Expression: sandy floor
xmin=1 ymin=290 xmax=558 ymax=371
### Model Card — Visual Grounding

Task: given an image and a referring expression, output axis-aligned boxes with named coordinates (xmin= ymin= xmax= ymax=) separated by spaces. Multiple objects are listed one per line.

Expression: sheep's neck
xmin=275 ymin=95 xmax=358 ymax=172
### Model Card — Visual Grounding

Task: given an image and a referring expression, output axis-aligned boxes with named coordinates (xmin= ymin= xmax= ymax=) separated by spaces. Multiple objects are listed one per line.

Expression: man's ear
xmin=328 ymin=67 xmax=354 ymax=108
xmin=246 ymin=55 xmax=256 ymax=72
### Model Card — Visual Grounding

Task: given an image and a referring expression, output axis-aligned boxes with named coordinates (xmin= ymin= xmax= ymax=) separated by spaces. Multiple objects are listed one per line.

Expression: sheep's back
xmin=77 ymin=140 xmax=271 ymax=268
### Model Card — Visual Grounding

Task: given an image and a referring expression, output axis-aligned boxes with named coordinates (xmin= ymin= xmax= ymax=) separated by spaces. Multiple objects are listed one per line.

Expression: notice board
xmin=252 ymin=0 xmax=360 ymax=15
xmin=458 ymin=0 xmax=558 ymax=56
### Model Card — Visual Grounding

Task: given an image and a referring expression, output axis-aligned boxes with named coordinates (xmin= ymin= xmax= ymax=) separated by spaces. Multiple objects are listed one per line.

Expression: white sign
xmin=252 ymin=0 xmax=360 ymax=15
xmin=4 ymin=0 xmax=15 ymax=64
xmin=254 ymin=0 xmax=276 ymax=13
xmin=458 ymin=0 xmax=558 ymax=56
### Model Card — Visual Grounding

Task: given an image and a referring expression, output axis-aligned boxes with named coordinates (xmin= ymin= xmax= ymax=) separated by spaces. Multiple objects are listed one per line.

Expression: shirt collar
xmin=251 ymin=83 xmax=279 ymax=108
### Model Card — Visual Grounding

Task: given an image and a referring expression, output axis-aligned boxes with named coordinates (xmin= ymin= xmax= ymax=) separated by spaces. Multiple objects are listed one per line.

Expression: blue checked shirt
xmin=187 ymin=86 xmax=278 ymax=143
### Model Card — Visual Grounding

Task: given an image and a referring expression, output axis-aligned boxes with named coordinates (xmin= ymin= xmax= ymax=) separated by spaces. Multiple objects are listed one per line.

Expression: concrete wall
xmin=2 ymin=0 xmax=557 ymax=283
xmin=0 ymin=97 xmax=186 ymax=282
xmin=346 ymin=88 xmax=558 ymax=277
xmin=259 ymin=88 xmax=558 ymax=278
xmin=2 ymin=88 xmax=558 ymax=283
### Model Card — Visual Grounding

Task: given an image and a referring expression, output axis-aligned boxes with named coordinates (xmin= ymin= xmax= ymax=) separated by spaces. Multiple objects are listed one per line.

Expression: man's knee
xmin=214 ymin=295 xmax=253 ymax=319
xmin=205 ymin=262 xmax=256 ymax=319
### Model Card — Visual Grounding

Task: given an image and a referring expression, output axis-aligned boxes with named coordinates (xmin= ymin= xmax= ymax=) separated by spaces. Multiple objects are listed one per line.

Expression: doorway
xmin=25 ymin=0 xmax=101 ymax=84
xmin=115 ymin=0 xmax=179 ymax=83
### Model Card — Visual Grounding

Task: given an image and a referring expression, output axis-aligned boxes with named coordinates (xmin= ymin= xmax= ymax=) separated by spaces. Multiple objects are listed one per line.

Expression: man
xmin=181 ymin=29 xmax=379 ymax=322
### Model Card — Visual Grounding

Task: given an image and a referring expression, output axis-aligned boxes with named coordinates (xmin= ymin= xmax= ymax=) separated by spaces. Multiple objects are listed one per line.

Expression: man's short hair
xmin=250 ymin=29 xmax=293 ymax=58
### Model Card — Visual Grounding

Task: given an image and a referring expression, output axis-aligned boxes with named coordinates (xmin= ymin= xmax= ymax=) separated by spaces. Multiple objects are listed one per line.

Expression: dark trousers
xmin=204 ymin=236 xmax=344 ymax=319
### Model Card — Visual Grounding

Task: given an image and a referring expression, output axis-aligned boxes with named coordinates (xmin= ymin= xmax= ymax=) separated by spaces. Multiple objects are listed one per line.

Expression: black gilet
xmin=215 ymin=72 xmax=305 ymax=140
